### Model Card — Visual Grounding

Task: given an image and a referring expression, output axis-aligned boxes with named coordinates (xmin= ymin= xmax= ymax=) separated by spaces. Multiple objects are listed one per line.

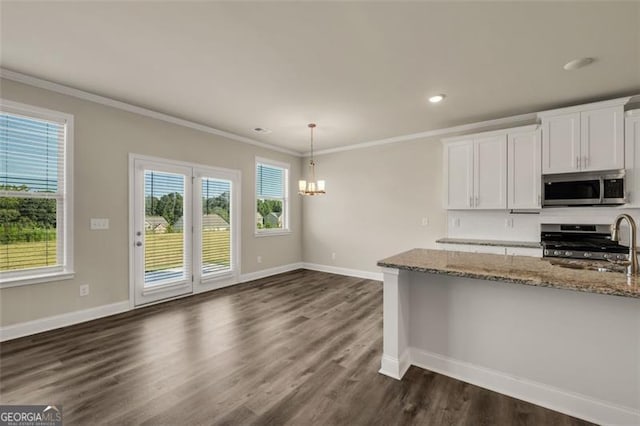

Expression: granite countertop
xmin=436 ymin=238 xmax=541 ymax=249
xmin=377 ymin=248 xmax=640 ymax=299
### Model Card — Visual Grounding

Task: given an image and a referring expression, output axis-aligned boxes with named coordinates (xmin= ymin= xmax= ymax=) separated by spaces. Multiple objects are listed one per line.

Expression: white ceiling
xmin=1 ymin=1 xmax=639 ymax=153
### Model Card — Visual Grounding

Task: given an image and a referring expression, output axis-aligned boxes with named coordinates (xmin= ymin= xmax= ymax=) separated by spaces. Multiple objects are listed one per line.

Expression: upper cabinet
xmin=508 ymin=127 xmax=542 ymax=209
xmin=581 ymin=107 xmax=624 ymax=171
xmin=444 ymin=140 xmax=474 ymax=209
xmin=474 ymin=135 xmax=508 ymax=209
xmin=443 ymin=132 xmax=507 ymax=210
xmin=443 ymin=97 xmax=635 ymax=211
xmin=540 ymin=101 xmax=625 ymax=174
xmin=541 ymin=112 xmax=580 ymax=174
xmin=624 ymin=110 xmax=640 ymax=207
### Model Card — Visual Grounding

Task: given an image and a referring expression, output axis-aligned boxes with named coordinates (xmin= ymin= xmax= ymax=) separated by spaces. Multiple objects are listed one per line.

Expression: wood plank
xmin=0 ymin=270 xmax=593 ymax=425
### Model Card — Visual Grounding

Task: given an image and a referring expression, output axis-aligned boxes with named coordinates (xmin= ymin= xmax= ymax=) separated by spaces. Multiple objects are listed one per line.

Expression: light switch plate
xmin=90 ymin=218 xmax=109 ymax=230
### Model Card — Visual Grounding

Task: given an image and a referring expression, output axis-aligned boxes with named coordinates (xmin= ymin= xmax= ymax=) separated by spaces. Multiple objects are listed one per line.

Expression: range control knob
xmin=617 ymin=254 xmax=626 ymax=260
xmin=583 ymin=252 xmax=592 ymax=258
xmin=603 ymin=253 xmax=611 ymax=259
xmin=553 ymin=250 xmax=560 ymax=256
xmin=564 ymin=251 xmax=573 ymax=257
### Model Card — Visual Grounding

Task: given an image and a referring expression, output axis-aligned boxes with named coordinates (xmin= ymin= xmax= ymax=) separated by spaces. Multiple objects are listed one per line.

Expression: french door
xmin=131 ymin=156 xmax=240 ymax=306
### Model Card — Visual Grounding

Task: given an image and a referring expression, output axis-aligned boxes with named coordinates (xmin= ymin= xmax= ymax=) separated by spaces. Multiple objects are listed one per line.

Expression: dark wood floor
xmin=1 ymin=270 xmax=592 ymax=425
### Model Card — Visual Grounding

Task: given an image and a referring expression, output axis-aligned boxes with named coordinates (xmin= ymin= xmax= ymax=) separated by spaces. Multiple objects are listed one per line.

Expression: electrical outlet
xmin=505 ymin=218 xmax=514 ymax=228
xmin=79 ymin=284 xmax=89 ymax=297
xmin=331 ymin=252 xmax=336 ymax=261
xmin=452 ymin=218 xmax=460 ymax=228
xmin=421 ymin=217 xmax=429 ymax=226
xmin=90 ymin=218 xmax=109 ymax=230
xmin=257 ymin=256 xmax=262 ymax=264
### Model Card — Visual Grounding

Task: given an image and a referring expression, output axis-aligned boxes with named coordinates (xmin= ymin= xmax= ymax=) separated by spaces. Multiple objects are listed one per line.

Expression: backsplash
xmin=447 ymin=207 xmax=640 ymax=246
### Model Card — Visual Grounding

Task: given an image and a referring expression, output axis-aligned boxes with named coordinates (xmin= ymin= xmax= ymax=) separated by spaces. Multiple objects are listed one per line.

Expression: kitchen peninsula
xmin=377 ymin=248 xmax=640 ymax=425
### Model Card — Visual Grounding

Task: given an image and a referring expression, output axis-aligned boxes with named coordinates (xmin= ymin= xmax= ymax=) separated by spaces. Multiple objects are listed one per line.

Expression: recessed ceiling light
xmin=429 ymin=94 xmax=446 ymax=103
xmin=563 ymin=57 xmax=594 ymax=71
xmin=253 ymin=127 xmax=272 ymax=134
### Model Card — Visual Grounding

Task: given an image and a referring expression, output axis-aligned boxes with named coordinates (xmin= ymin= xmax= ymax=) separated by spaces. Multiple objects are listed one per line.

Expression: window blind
xmin=144 ymin=170 xmax=188 ymax=286
xmin=0 ymin=112 xmax=65 ymax=272
xmin=201 ymin=178 xmax=231 ymax=276
xmin=256 ymin=163 xmax=284 ymax=199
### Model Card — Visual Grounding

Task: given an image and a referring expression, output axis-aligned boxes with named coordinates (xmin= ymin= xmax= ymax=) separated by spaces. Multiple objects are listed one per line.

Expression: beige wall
xmin=0 ymin=78 xmax=302 ymax=326
xmin=302 ymin=138 xmax=447 ymax=273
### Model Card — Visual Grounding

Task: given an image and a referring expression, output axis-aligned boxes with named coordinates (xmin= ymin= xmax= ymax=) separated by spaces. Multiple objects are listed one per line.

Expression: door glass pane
xmin=201 ymin=178 xmax=231 ymax=276
xmin=144 ymin=171 xmax=186 ymax=286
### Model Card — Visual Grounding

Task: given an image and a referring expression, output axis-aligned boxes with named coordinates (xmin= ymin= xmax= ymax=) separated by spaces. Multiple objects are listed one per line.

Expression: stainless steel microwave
xmin=543 ymin=171 xmax=626 ymax=206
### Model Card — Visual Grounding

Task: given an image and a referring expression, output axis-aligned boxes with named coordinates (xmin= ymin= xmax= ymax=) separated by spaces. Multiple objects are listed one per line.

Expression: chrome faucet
xmin=611 ymin=214 xmax=639 ymax=277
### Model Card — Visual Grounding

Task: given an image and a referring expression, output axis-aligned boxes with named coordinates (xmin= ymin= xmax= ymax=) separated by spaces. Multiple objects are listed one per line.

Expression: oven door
xmin=543 ymin=178 xmax=601 ymax=206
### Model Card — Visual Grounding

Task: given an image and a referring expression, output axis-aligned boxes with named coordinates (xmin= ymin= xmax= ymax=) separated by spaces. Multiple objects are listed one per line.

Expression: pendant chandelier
xmin=298 ymin=123 xmax=326 ymax=196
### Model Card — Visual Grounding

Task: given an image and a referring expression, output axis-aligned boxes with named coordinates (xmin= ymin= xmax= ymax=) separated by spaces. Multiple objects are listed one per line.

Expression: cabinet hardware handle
xmin=538 ymin=194 xmax=541 ymax=206
xmin=469 ymin=196 xmax=473 ymax=208
xmin=576 ymin=155 xmax=580 ymax=169
xmin=584 ymin=156 xmax=588 ymax=168
xmin=475 ymin=196 xmax=479 ymax=207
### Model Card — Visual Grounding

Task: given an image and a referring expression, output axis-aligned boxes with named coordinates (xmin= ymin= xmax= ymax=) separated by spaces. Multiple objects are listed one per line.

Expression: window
xmin=255 ymin=158 xmax=289 ymax=235
xmin=0 ymin=100 xmax=73 ymax=286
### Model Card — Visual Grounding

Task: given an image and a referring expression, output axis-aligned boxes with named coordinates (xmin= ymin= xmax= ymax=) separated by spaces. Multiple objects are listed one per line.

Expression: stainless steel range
xmin=541 ymin=223 xmax=630 ymax=261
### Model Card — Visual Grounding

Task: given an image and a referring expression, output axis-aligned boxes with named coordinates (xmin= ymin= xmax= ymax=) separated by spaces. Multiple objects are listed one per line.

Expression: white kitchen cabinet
xmin=541 ymin=112 xmax=580 ymax=174
xmin=474 ymin=135 xmax=507 ymax=209
xmin=444 ymin=140 xmax=474 ymax=209
xmin=581 ymin=107 xmax=624 ymax=171
xmin=624 ymin=110 xmax=640 ymax=207
xmin=508 ymin=127 xmax=541 ymax=209
xmin=443 ymin=133 xmax=506 ymax=210
xmin=540 ymin=102 xmax=625 ymax=174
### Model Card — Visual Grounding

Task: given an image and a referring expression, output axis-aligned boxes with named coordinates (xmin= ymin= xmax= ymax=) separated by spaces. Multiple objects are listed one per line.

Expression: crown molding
xmin=537 ymin=96 xmax=636 ymax=118
xmin=0 ymin=68 xmax=302 ymax=157
xmin=5 ymin=68 xmax=637 ymax=159
xmin=307 ymin=112 xmax=538 ymax=157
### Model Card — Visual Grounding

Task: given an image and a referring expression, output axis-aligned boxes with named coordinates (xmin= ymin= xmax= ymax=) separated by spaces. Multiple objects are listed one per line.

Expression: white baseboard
xmin=410 ymin=348 xmax=640 ymax=426
xmin=240 ymin=262 xmax=304 ymax=283
xmin=379 ymin=351 xmax=411 ymax=380
xmin=302 ymin=263 xmax=383 ymax=281
xmin=0 ymin=301 xmax=130 ymax=342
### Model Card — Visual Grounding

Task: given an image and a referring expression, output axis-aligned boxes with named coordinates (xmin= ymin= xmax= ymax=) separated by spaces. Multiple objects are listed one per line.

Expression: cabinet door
xmin=445 ymin=140 xmax=474 ymax=209
xmin=474 ymin=135 xmax=507 ymax=209
xmin=508 ymin=129 xmax=541 ymax=209
xmin=581 ymin=106 xmax=624 ymax=172
xmin=542 ymin=112 xmax=580 ymax=174
xmin=625 ymin=112 xmax=640 ymax=206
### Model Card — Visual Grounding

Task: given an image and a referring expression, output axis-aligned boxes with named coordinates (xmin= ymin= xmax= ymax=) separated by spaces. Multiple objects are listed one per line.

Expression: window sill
xmin=0 ymin=271 xmax=75 ymax=289
xmin=254 ymin=229 xmax=292 ymax=237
